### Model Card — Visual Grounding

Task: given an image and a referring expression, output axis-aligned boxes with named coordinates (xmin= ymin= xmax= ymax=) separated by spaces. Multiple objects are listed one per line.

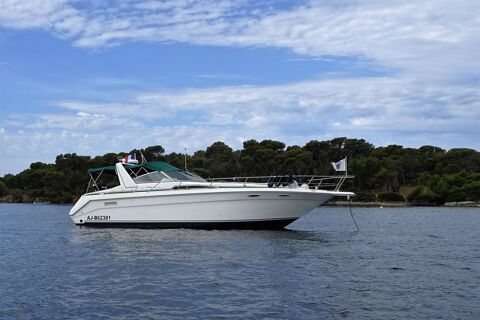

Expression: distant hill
xmin=1 ymin=138 xmax=479 ymax=205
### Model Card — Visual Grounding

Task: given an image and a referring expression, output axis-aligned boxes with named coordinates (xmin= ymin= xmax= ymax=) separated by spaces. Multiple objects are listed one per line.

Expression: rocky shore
xmin=329 ymin=200 xmax=480 ymax=207
xmin=443 ymin=201 xmax=480 ymax=207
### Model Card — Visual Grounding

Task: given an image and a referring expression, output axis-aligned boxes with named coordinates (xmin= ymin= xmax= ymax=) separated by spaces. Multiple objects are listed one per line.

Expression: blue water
xmin=0 ymin=204 xmax=479 ymax=319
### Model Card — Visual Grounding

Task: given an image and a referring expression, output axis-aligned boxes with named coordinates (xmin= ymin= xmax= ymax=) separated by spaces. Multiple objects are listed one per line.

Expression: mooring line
xmin=348 ymin=196 xmax=360 ymax=232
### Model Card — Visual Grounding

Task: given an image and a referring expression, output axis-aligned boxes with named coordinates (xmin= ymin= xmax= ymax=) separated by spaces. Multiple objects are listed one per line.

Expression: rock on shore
xmin=444 ymin=201 xmax=480 ymax=207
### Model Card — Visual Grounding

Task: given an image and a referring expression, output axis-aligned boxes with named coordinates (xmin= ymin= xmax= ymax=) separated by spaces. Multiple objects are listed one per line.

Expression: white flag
xmin=331 ymin=158 xmax=347 ymax=171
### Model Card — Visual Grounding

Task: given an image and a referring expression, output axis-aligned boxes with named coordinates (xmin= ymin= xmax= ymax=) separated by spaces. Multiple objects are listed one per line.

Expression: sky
xmin=0 ymin=0 xmax=479 ymax=175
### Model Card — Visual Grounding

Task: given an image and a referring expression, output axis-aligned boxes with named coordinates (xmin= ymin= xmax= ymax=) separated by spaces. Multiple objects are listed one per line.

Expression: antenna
xmin=184 ymin=146 xmax=187 ymax=170
xmin=139 ymin=149 xmax=147 ymax=164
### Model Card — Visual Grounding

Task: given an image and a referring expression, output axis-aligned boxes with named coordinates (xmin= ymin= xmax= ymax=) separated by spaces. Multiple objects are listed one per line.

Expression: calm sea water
xmin=0 ymin=204 xmax=479 ymax=319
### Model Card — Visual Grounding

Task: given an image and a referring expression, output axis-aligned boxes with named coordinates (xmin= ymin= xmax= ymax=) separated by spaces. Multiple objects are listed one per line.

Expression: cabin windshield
xmin=166 ymin=170 xmax=205 ymax=182
xmin=133 ymin=170 xmax=206 ymax=184
xmin=133 ymin=171 xmax=172 ymax=184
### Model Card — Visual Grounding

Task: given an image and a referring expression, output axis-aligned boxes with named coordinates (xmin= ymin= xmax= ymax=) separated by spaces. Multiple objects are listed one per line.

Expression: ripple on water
xmin=0 ymin=204 xmax=479 ymax=319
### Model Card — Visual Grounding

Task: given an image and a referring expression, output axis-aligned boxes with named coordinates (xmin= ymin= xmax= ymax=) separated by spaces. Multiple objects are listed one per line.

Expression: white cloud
xmin=1 ymin=75 xmax=478 ymax=173
xmin=1 ymin=0 xmax=479 ymax=78
xmin=0 ymin=0 xmax=64 ymax=29
xmin=1 ymin=0 xmax=479 ymax=174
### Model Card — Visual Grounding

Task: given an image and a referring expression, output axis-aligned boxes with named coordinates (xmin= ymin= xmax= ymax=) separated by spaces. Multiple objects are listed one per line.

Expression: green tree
xmin=204 ymin=142 xmax=235 ymax=177
xmin=142 ymin=145 xmax=165 ymax=161
xmin=0 ymin=180 xmax=6 ymax=196
xmin=2 ymin=137 xmax=479 ymax=204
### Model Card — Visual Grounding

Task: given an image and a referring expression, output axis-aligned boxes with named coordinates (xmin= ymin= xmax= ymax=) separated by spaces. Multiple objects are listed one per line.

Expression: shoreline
xmin=328 ymin=200 xmax=480 ymax=208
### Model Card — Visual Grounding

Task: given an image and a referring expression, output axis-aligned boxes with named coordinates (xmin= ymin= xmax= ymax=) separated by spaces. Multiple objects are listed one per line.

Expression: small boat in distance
xmin=69 ymin=160 xmax=354 ymax=229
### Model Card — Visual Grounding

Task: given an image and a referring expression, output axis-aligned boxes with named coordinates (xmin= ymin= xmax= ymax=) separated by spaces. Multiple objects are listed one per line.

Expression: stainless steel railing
xmin=207 ymin=174 xmax=354 ymax=191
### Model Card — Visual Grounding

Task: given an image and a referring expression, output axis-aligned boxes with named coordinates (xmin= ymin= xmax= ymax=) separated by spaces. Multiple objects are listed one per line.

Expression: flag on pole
xmin=331 ymin=157 xmax=347 ymax=171
xmin=122 ymin=154 xmax=139 ymax=164
xmin=128 ymin=154 xmax=139 ymax=164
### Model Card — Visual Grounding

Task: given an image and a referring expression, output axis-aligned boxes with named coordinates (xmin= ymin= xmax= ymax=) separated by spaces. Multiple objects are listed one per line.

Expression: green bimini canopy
xmin=87 ymin=161 xmax=180 ymax=174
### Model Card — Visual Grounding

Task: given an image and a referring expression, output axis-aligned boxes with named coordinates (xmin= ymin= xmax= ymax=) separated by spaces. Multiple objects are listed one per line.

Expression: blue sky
xmin=1 ymin=0 xmax=479 ymax=175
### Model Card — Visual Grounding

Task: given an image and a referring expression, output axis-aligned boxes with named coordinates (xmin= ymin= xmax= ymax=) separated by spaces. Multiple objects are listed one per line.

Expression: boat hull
xmin=80 ymin=218 xmax=297 ymax=230
xmin=69 ymin=188 xmax=341 ymax=229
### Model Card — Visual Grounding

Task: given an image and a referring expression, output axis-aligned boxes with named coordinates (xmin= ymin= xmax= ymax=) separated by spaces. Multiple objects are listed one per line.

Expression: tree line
xmin=0 ymin=137 xmax=479 ymax=205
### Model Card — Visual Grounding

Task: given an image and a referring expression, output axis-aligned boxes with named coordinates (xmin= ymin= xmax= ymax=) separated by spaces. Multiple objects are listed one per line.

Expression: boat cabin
xmin=86 ymin=161 xmax=205 ymax=192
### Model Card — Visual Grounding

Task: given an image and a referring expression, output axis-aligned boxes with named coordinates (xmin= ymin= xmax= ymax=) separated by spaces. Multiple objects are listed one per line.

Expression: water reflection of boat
xmin=69 ymin=161 xmax=354 ymax=229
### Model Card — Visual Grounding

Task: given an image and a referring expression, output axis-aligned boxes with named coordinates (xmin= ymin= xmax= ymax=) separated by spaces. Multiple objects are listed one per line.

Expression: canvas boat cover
xmin=87 ymin=161 xmax=180 ymax=174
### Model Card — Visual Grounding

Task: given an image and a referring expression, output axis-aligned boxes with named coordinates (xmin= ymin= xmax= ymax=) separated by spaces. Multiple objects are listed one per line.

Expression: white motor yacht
xmin=69 ymin=161 xmax=354 ymax=229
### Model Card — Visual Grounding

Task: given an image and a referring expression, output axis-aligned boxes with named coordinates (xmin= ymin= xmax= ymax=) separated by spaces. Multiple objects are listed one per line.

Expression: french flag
xmin=122 ymin=154 xmax=139 ymax=164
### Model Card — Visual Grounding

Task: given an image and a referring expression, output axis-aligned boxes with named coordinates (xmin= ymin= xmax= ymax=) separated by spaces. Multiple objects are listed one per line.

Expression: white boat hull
xmin=69 ymin=188 xmax=346 ymax=229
